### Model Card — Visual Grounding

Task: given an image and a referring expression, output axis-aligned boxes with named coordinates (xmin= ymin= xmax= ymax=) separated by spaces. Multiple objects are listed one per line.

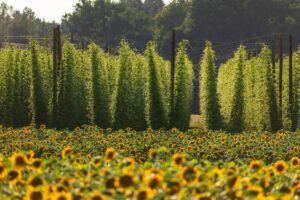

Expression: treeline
xmin=0 ymin=2 xmax=54 ymax=43
xmin=0 ymin=40 xmax=193 ymax=130
xmin=62 ymin=0 xmax=300 ymax=62
xmin=2 ymin=0 xmax=300 ymax=62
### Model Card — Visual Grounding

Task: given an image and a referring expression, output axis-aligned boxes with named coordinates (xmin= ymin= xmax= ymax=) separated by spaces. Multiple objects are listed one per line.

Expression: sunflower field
xmin=0 ymin=126 xmax=300 ymax=199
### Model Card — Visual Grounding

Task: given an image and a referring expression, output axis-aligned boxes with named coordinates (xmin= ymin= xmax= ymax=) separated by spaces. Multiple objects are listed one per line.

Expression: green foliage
xmin=199 ymin=41 xmax=222 ymax=130
xmin=172 ymin=41 xmax=193 ymax=131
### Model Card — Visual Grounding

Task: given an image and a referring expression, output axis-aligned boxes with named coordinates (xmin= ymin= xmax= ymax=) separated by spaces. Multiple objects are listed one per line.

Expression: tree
xmin=144 ymin=0 xmax=164 ymax=16
xmin=199 ymin=41 xmax=222 ymax=130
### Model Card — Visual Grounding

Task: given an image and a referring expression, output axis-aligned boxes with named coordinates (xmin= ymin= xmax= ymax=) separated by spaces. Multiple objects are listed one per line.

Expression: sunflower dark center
xmin=276 ymin=164 xmax=284 ymax=172
xmin=137 ymin=191 xmax=147 ymax=200
xmin=292 ymin=159 xmax=299 ymax=165
xmin=107 ymin=152 xmax=114 ymax=159
xmin=183 ymin=168 xmax=196 ymax=182
xmin=30 ymin=177 xmax=43 ymax=187
xmin=30 ymin=191 xmax=43 ymax=200
xmin=8 ymin=170 xmax=19 ymax=181
xmin=92 ymin=196 xmax=103 ymax=200
xmin=175 ymin=157 xmax=182 ymax=164
xmin=16 ymin=156 xmax=26 ymax=166
xmin=0 ymin=165 xmax=4 ymax=173
xmin=120 ymin=175 xmax=134 ymax=187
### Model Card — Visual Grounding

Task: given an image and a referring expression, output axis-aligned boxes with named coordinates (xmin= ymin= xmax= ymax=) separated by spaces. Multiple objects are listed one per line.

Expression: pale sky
xmin=1 ymin=0 xmax=171 ymax=22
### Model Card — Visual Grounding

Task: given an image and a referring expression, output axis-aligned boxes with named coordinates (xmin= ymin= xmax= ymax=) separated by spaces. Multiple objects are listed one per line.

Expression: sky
xmin=1 ymin=0 xmax=171 ymax=22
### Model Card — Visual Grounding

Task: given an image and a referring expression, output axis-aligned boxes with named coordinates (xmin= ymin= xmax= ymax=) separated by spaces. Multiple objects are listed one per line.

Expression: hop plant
xmin=218 ymin=45 xmax=246 ymax=132
xmin=199 ymin=41 xmax=222 ymax=130
xmin=89 ymin=43 xmax=111 ymax=128
xmin=144 ymin=42 xmax=168 ymax=129
xmin=30 ymin=42 xmax=48 ymax=127
xmin=172 ymin=40 xmax=194 ymax=131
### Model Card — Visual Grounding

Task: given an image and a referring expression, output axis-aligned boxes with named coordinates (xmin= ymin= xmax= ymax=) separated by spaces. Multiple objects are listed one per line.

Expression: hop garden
xmin=1 ymin=39 xmax=300 ymax=199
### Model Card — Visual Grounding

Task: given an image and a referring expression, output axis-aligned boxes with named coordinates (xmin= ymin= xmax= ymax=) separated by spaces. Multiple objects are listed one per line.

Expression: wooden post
xmin=271 ymin=39 xmax=276 ymax=81
xmin=52 ymin=26 xmax=59 ymax=127
xmin=279 ymin=36 xmax=283 ymax=123
xmin=289 ymin=35 xmax=293 ymax=129
xmin=170 ymin=29 xmax=176 ymax=126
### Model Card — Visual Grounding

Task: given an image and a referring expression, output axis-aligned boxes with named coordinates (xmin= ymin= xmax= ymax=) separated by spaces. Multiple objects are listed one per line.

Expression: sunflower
xmin=148 ymin=149 xmax=157 ymax=159
xmin=115 ymin=173 xmax=136 ymax=190
xmin=105 ymin=148 xmax=117 ymax=162
xmin=134 ymin=188 xmax=153 ymax=200
xmin=123 ymin=157 xmax=135 ymax=168
xmin=61 ymin=147 xmax=73 ymax=159
xmin=88 ymin=191 xmax=107 ymax=200
xmin=0 ymin=161 xmax=7 ymax=180
xmin=249 ymin=160 xmax=263 ymax=171
xmin=31 ymin=159 xmax=42 ymax=172
xmin=181 ymin=166 xmax=198 ymax=184
xmin=27 ymin=150 xmax=35 ymax=161
xmin=10 ymin=152 xmax=28 ymax=170
xmin=290 ymin=157 xmax=300 ymax=168
xmin=106 ymin=177 xmax=116 ymax=190
xmin=165 ymin=181 xmax=181 ymax=195
xmin=178 ymin=148 xmax=185 ymax=153
xmin=28 ymin=175 xmax=45 ymax=188
xmin=24 ymin=188 xmax=47 ymax=200
xmin=273 ymin=160 xmax=287 ymax=175
xmin=226 ymin=176 xmax=242 ymax=192
xmin=172 ymin=154 xmax=185 ymax=166
xmin=171 ymin=128 xmax=177 ymax=133
xmin=247 ymin=185 xmax=263 ymax=199
xmin=177 ymin=133 xmax=185 ymax=140
xmin=292 ymin=147 xmax=299 ymax=153
xmin=53 ymin=192 xmax=72 ymax=200
xmin=7 ymin=169 xmax=21 ymax=185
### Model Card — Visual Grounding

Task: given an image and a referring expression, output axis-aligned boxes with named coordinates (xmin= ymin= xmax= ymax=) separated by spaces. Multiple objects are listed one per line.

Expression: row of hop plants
xmin=2 ymin=39 xmax=300 ymax=132
xmin=201 ymin=41 xmax=300 ymax=132
xmin=0 ymin=40 xmax=194 ymax=130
